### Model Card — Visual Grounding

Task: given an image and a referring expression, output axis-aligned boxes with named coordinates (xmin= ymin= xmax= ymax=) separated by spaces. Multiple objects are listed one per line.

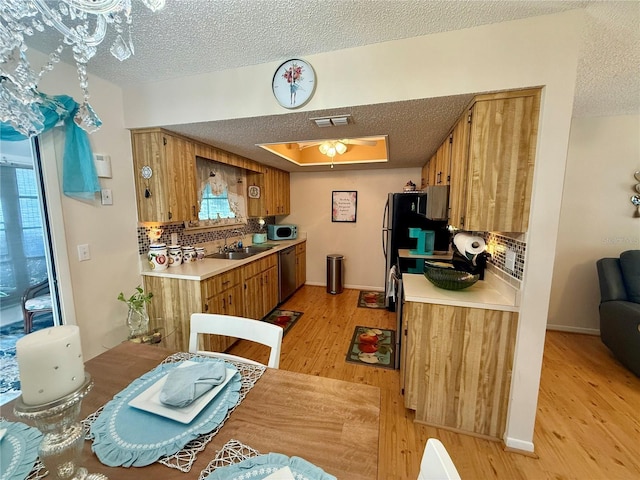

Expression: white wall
xmin=548 ymin=114 xmax=640 ymax=333
xmin=285 ymin=168 xmax=421 ymax=290
xmin=32 ymin=51 xmax=142 ymax=360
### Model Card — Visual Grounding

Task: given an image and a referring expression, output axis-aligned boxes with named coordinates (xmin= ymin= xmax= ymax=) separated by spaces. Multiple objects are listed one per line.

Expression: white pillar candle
xmin=16 ymin=325 xmax=85 ymax=405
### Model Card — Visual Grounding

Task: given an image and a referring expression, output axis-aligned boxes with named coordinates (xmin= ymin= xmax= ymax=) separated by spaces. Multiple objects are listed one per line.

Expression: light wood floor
xmin=228 ymin=286 xmax=640 ymax=479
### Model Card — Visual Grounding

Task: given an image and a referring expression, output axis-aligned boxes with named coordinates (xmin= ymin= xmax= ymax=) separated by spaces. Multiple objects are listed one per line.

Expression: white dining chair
xmin=417 ymin=438 xmax=461 ymax=480
xmin=188 ymin=313 xmax=283 ymax=368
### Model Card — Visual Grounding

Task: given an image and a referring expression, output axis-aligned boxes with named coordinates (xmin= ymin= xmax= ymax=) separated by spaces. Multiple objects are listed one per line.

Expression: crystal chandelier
xmin=0 ymin=0 xmax=166 ymax=137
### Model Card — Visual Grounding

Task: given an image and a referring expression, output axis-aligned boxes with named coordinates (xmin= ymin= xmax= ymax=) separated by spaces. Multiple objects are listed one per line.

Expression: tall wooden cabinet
xmin=401 ymin=301 xmax=518 ymax=440
xmin=295 ymin=241 xmax=306 ymax=289
xmin=448 ymin=88 xmax=541 ymax=232
xmin=247 ymin=167 xmax=290 ymax=217
xmin=131 ymin=130 xmax=199 ymax=223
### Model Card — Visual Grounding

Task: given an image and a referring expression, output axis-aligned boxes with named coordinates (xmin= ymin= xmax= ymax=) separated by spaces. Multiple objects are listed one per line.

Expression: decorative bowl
xmin=423 ymin=262 xmax=480 ymax=290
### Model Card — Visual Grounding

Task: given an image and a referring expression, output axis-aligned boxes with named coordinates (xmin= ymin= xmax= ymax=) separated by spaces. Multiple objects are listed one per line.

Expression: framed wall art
xmin=332 ymin=191 xmax=357 ymax=223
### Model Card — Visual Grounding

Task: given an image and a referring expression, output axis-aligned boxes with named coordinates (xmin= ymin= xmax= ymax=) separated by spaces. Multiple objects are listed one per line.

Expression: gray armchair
xmin=596 ymin=250 xmax=640 ymax=377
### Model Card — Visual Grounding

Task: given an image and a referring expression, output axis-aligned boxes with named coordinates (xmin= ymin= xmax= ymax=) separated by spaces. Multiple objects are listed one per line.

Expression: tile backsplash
xmin=137 ymin=217 xmax=275 ymax=255
xmin=480 ymin=232 xmax=526 ymax=287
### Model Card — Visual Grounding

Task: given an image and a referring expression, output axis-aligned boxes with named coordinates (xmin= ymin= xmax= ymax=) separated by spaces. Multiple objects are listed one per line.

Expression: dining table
xmin=3 ymin=341 xmax=381 ymax=479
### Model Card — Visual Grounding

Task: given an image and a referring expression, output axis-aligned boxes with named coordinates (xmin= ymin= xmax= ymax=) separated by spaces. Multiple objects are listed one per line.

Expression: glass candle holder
xmin=13 ymin=373 xmax=108 ymax=480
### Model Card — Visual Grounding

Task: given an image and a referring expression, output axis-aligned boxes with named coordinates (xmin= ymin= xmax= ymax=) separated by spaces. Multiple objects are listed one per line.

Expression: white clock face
xmin=272 ymin=59 xmax=316 ymax=109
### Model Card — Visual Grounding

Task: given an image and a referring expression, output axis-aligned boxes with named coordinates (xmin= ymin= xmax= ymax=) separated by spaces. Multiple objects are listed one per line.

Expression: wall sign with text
xmin=332 ymin=191 xmax=357 ymax=223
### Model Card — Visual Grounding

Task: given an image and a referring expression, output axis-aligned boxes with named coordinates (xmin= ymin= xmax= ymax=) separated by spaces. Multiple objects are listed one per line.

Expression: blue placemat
xmin=0 ymin=420 xmax=43 ymax=480
xmin=204 ymin=452 xmax=337 ymax=480
xmin=90 ymin=358 xmax=241 ymax=467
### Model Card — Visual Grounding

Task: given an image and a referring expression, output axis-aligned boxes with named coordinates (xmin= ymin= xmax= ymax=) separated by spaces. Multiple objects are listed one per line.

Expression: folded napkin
xmin=263 ymin=466 xmax=295 ymax=480
xmin=159 ymin=361 xmax=226 ymax=408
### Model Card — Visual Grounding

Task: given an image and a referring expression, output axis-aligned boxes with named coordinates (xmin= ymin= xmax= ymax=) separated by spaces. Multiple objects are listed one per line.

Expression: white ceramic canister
xmin=148 ymin=243 xmax=168 ymax=271
xmin=195 ymin=247 xmax=206 ymax=260
xmin=168 ymin=245 xmax=182 ymax=267
xmin=182 ymin=246 xmax=197 ymax=263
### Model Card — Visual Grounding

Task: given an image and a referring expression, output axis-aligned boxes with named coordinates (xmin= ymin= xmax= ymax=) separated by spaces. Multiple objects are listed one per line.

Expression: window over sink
xmin=185 ymin=157 xmax=248 ymax=230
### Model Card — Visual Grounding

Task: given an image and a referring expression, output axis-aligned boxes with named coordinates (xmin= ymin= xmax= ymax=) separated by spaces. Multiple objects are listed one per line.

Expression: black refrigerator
xmin=382 ymin=192 xmax=449 ymax=309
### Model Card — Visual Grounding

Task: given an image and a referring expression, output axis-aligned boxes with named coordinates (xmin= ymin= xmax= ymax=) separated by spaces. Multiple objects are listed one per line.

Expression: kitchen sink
xmin=206 ymin=251 xmax=255 ymax=260
xmin=205 ymin=244 xmax=275 ymax=260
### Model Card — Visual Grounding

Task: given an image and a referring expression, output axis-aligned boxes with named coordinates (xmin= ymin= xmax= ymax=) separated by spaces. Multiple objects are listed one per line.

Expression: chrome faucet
xmin=222 ymin=229 xmax=245 ymax=252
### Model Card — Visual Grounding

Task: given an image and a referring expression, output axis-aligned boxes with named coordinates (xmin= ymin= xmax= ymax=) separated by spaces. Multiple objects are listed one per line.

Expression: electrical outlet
xmin=77 ymin=244 xmax=91 ymax=262
xmin=505 ymin=249 xmax=516 ymax=271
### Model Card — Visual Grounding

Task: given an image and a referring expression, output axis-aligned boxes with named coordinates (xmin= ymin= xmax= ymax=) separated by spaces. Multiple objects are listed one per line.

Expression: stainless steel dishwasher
xmin=278 ymin=246 xmax=296 ymax=303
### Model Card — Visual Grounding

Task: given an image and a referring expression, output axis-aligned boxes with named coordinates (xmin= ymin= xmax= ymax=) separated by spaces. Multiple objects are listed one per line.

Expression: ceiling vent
xmin=310 ymin=114 xmax=351 ymax=127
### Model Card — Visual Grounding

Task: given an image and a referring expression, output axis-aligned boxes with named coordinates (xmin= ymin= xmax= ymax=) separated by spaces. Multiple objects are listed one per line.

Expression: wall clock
xmin=272 ymin=59 xmax=316 ymax=109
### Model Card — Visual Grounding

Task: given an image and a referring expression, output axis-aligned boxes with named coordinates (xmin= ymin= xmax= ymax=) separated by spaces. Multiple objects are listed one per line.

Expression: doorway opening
xmin=0 ymin=137 xmax=61 ymax=404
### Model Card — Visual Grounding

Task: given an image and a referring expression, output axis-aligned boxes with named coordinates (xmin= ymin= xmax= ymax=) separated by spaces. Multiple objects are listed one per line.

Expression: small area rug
xmin=345 ymin=326 xmax=396 ymax=369
xmin=0 ymin=314 xmax=54 ymax=405
xmin=262 ymin=309 xmax=303 ymax=337
xmin=357 ymin=290 xmax=386 ymax=309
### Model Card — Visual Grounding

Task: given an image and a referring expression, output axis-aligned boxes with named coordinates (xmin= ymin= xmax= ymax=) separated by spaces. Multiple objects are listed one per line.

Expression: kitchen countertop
xmin=402 ymin=269 xmax=519 ymax=312
xmin=140 ymin=237 xmax=306 ymax=281
xmin=398 ymin=248 xmax=453 ymax=260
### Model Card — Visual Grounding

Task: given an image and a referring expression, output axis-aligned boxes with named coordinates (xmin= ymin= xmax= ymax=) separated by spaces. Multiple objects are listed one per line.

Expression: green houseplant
xmin=117 ymin=285 xmax=153 ymax=337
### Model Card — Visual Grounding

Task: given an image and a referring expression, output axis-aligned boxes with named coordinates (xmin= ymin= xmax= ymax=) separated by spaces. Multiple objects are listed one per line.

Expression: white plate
xmin=128 ymin=361 xmax=237 ymax=424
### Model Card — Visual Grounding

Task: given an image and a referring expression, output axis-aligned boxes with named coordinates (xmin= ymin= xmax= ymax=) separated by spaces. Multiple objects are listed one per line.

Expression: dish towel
xmin=159 ymin=361 xmax=227 ymax=407
xmin=387 ymin=264 xmax=398 ymax=299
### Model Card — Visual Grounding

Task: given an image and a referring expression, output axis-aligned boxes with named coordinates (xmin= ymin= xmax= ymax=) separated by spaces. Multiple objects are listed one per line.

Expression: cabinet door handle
xmin=228 ymin=294 xmax=233 ymax=305
xmin=222 ymin=298 xmax=226 ymax=309
xmin=192 ymin=206 xmax=196 ymax=217
xmin=168 ymin=211 xmax=172 ymax=220
xmin=204 ymin=304 xmax=208 ymax=312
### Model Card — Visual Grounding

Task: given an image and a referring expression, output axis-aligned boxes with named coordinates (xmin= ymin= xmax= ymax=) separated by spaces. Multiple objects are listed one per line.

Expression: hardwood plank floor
xmin=228 ymin=286 xmax=640 ymax=479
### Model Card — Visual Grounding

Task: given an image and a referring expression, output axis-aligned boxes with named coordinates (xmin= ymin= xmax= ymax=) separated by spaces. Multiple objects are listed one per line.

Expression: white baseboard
xmin=302 ymin=282 xmax=383 ymax=292
xmin=504 ymin=436 xmax=535 ymax=453
xmin=546 ymin=324 xmax=600 ymax=335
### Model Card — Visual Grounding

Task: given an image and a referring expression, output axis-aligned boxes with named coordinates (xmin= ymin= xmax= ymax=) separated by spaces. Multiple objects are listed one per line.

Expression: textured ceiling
xmin=27 ymin=0 xmax=640 ymax=172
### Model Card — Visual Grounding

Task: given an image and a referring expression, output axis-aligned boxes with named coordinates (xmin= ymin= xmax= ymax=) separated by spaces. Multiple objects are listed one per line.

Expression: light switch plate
xmin=77 ymin=244 xmax=91 ymax=262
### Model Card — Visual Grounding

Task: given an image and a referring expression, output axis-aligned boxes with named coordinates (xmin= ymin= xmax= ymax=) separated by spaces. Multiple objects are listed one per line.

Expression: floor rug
xmin=262 ymin=309 xmax=303 ymax=337
xmin=0 ymin=314 xmax=54 ymax=405
xmin=357 ymin=290 xmax=386 ymax=309
xmin=345 ymin=326 xmax=396 ymax=369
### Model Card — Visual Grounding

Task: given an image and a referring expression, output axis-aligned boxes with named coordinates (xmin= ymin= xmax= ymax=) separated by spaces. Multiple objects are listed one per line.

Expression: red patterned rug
xmin=357 ymin=290 xmax=386 ymax=309
xmin=345 ymin=326 xmax=396 ymax=369
xmin=262 ymin=309 xmax=303 ymax=336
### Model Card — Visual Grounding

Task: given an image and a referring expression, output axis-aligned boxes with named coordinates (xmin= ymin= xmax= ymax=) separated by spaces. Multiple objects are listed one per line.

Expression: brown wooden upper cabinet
xmin=131 ymin=130 xmax=199 ymax=223
xmin=247 ymin=167 xmax=291 ymax=217
xmin=446 ymin=88 xmax=541 ymax=232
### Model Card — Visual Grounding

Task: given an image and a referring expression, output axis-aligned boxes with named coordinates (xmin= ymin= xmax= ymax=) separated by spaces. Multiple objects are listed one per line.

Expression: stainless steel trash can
xmin=326 ymin=254 xmax=344 ymax=294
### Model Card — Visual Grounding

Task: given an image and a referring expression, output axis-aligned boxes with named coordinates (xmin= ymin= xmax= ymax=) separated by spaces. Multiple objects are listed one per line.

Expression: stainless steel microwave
xmin=267 ymin=224 xmax=297 ymax=240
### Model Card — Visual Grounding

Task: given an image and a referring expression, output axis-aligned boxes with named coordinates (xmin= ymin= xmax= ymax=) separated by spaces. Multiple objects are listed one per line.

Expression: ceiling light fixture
xmin=319 ymin=140 xmax=347 ymax=158
xmin=0 ymin=0 xmax=166 ymax=137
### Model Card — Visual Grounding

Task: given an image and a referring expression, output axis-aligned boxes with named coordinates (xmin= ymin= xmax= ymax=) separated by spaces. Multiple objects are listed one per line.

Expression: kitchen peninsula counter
xmin=140 ymin=237 xmax=306 ymax=281
xmin=402 ymin=270 xmax=519 ymax=312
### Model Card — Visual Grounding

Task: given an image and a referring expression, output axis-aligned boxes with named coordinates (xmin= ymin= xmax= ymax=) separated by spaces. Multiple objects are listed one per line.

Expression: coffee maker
xmin=451 ymin=232 xmax=490 ymax=280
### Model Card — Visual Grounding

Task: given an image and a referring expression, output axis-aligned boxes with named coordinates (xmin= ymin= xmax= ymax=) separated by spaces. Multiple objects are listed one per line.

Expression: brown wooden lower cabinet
xmin=143 ymin=252 xmax=281 ymax=353
xmin=402 ymin=301 xmax=518 ymax=440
